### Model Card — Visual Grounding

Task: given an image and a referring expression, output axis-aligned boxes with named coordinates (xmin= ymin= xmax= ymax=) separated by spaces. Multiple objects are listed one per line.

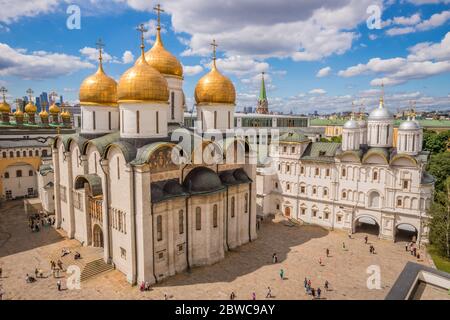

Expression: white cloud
xmin=213 ymin=56 xmax=269 ymax=77
xmin=393 ymin=13 xmax=421 ymax=26
xmin=386 ymin=27 xmax=416 ymax=36
xmin=309 ymin=88 xmax=326 ymax=95
xmin=386 ymin=10 xmax=450 ymax=36
xmin=408 ymin=32 xmax=450 ymax=62
xmin=80 ymin=47 xmax=117 ymax=63
xmin=0 ymin=42 xmax=94 ymax=79
xmin=416 ymin=10 xmax=450 ymax=31
xmin=316 ymin=66 xmax=331 ymax=78
xmin=122 ymin=50 xmax=134 ymax=64
xmin=183 ymin=65 xmax=203 ymax=76
xmin=0 ymin=0 xmax=59 ymax=24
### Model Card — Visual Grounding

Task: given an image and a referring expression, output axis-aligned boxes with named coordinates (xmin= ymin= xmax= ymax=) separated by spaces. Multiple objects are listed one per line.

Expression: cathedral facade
xmin=51 ymin=17 xmax=257 ymax=285
xmin=257 ymin=98 xmax=434 ymax=244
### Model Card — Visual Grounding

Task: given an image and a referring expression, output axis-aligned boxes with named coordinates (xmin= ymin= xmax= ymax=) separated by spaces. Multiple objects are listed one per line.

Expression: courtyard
xmin=0 ymin=199 xmax=434 ymax=300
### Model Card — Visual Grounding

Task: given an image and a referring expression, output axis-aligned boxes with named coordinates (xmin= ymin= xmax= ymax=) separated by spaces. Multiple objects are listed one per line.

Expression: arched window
xmin=342 ymin=168 xmax=346 ymax=177
xmin=29 ymin=170 xmax=33 ymax=176
xmin=16 ymin=151 xmax=20 ymax=157
xmin=4 ymin=172 xmax=9 ymax=179
xmin=312 ymin=187 xmax=317 ymax=195
xmin=315 ymin=168 xmax=319 ymax=176
xmin=16 ymin=170 xmax=22 ymax=177
xmin=373 ymin=171 xmax=378 ymax=181
xmin=213 ymin=204 xmax=218 ymax=228
xmin=156 ymin=215 xmax=162 ymax=241
xmin=35 ymin=150 xmax=39 ymax=156
xmin=23 ymin=151 xmax=26 ymax=157
xmin=368 ymin=191 xmax=381 ymax=208
xmin=323 ymin=188 xmax=328 ymax=197
xmin=178 ymin=210 xmax=184 ymax=234
xmin=397 ymin=197 xmax=403 ymax=207
xmin=10 ymin=151 xmax=13 ymax=158
xmin=342 ymin=191 xmax=347 ymax=199
xmin=42 ymin=149 xmax=48 ymax=157
xmin=286 ymin=183 xmax=290 ymax=191
xmin=29 ymin=150 xmax=33 ymax=157
xmin=231 ymin=197 xmax=235 ymax=218
xmin=195 ymin=207 xmax=202 ymax=230
xmin=2 ymin=152 xmax=6 ymax=158
xmin=300 ymin=166 xmax=305 ymax=174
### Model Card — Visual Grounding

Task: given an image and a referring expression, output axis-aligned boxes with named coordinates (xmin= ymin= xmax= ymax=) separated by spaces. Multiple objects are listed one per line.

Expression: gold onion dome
xmin=61 ymin=106 xmax=71 ymax=119
xmin=145 ymin=27 xmax=183 ymax=78
xmin=14 ymin=106 xmax=24 ymax=117
xmin=39 ymin=107 xmax=49 ymax=118
xmin=49 ymin=102 xmax=60 ymax=114
xmin=25 ymin=101 xmax=37 ymax=113
xmin=0 ymin=100 xmax=11 ymax=113
xmin=79 ymin=62 xmax=118 ymax=106
xmin=195 ymin=61 xmax=236 ymax=106
xmin=118 ymin=29 xmax=169 ymax=103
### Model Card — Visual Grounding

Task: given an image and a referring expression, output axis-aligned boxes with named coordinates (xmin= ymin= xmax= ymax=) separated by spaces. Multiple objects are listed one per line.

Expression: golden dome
xmin=0 ymin=101 xmax=10 ymax=113
xmin=14 ymin=107 xmax=24 ymax=117
xmin=145 ymin=28 xmax=183 ymax=78
xmin=49 ymin=102 xmax=60 ymax=114
xmin=79 ymin=63 xmax=118 ymax=106
xmin=118 ymin=48 xmax=169 ymax=104
xmin=61 ymin=107 xmax=71 ymax=119
xmin=39 ymin=107 xmax=49 ymax=118
xmin=25 ymin=101 xmax=37 ymax=113
xmin=195 ymin=62 xmax=236 ymax=106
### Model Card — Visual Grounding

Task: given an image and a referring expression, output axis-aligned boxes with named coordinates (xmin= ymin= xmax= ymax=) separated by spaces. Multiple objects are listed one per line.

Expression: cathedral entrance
xmin=93 ymin=224 xmax=104 ymax=248
xmin=284 ymin=206 xmax=291 ymax=217
xmin=354 ymin=216 xmax=379 ymax=236
xmin=395 ymin=224 xmax=418 ymax=243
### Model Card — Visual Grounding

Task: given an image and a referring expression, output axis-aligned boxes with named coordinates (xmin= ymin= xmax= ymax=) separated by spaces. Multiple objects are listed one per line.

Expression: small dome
xmin=25 ymin=101 xmax=37 ymax=113
xmin=14 ymin=107 xmax=24 ymax=117
xmin=39 ymin=108 xmax=49 ymax=119
xmin=183 ymin=167 xmax=223 ymax=194
xmin=49 ymin=102 xmax=60 ymax=114
xmin=0 ymin=101 xmax=11 ymax=113
xmin=61 ymin=109 xmax=71 ymax=119
xmin=233 ymin=168 xmax=251 ymax=183
xmin=79 ymin=64 xmax=118 ymax=106
xmin=117 ymin=53 xmax=169 ymax=103
xmin=195 ymin=63 xmax=236 ymax=106
xmin=145 ymin=29 xmax=183 ymax=78
xmin=344 ymin=118 xmax=360 ymax=129
xmin=163 ymin=180 xmax=185 ymax=195
xmin=399 ymin=119 xmax=420 ymax=130
xmin=368 ymin=99 xmax=393 ymax=121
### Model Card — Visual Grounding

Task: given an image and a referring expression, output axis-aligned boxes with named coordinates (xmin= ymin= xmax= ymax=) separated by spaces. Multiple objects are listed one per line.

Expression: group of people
xmin=406 ymin=242 xmax=420 ymax=259
xmin=304 ymin=278 xmax=329 ymax=299
xmin=139 ymin=281 xmax=151 ymax=292
xmin=28 ymin=212 xmax=55 ymax=232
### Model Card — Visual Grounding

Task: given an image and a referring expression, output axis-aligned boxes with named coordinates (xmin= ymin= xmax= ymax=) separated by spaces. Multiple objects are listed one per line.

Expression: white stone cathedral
xmin=257 ymin=96 xmax=434 ymax=244
xmin=50 ymin=15 xmax=256 ymax=285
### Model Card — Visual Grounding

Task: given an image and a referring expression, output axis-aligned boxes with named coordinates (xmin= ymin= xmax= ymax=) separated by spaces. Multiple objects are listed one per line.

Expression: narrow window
xmin=156 ymin=215 xmax=162 ymax=241
xmin=42 ymin=150 xmax=48 ymax=157
xmin=231 ymin=197 xmax=235 ymax=218
xmin=156 ymin=111 xmax=159 ymax=134
xmin=121 ymin=110 xmax=124 ymax=133
xmin=136 ymin=110 xmax=140 ymax=134
xmin=4 ymin=172 xmax=9 ymax=179
xmin=373 ymin=171 xmax=378 ymax=181
xmin=195 ymin=207 xmax=201 ymax=230
xmin=315 ymin=168 xmax=319 ymax=176
xmin=35 ymin=150 xmax=39 ymax=156
xmin=403 ymin=180 xmax=408 ymax=189
xmin=16 ymin=151 xmax=20 ymax=157
xmin=397 ymin=198 xmax=402 ymax=207
xmin=324 ymin=188 xmax=328 ymax=196
xmin=10 ymin=151 xmax=13 ymax=158
xmin=117 ymin=157 xmax=120 ymax=180
xmin=108 ymin=111 xmax=111 ymax=130
xmin=23 ymin=151 xmax=26 ymax=157
xmin=326 ymin=168 xmax=330 ymax=177
xmin=214 ymin=111 xmax=217 ymax=129
xmin=29 ymin=150 xmax=32 ymax=157
xmin=29 ymin=170 xmax=33 ymax=176
xmin=213 ymin=204 xmax=218 ymax=228
xmin=93 ymin=111 xmax=96 ymax=130
xmin=16 ymin=170 xmax=22 ymax=177
xmin=300 ymin=166 xmax=305 ymax=174
xmin=342 ymin=168 xmax=346 ymax=177
xmin=228 ymin=111 xmax=231 ymax=129
xmin=342 ymin=191 xmax=347 ymax=199
xmin=171 ymin=91 xmax=175 ymax=120
xmin=244 ymin=193 xmax=248 ymax=213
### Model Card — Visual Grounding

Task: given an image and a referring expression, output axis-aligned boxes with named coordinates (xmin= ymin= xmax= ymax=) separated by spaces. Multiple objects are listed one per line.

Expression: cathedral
xmin=51 ymin=10 xmax=257 ymax=285
xmin=257 ymin=96 xmax=434 ymax=244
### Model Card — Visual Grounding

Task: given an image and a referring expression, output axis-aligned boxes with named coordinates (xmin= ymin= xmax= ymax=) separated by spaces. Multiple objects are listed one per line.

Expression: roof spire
xmin=259 ymin=72 xmax=267 ymax=101
xmin=210 ymin=39 xmax=218 ymax=69
xmin=95 ymin=38 xmax=105 ymax=71
xmin=379 ymin=81 xmax=385 ymax=108
xmin=153 ymin=4 xmax=165 ymax=45
xmin=136 ymin=23 xmax=148 ymax=60
xmin=1 ymin=86 xmax=8 ymax=103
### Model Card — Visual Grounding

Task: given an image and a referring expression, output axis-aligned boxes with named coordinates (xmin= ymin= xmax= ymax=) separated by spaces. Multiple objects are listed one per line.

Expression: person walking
xmin=324 ymin=280 xmax=329 ymax=291
xmin=365 ymin=236 xmax=368 ymax=244
xmin=56 ymin=280 xmax=62 ymax=291
xmin=230 ymin=292 xmax=236 ymax=300
xmin=317 ymin=287 xmax=322 ymax=299
xmin=311 ymin=288 xmax=316 ymax=298
xmin=326 ymin=248 xmax=330 ymax=257
xmin=405 ymin=243 xmax=409 ymax=252
xmin=266 ymin=287 xmax=272 ymax=298
xmin=319 ymin=257 xmax=323 ymax=266
xmin=252 ymin=292 xmax=256 ymax=300
xmin=279 ymin=269 xmax=284 ymax=280
xmin=342 ymin=242 xmax=346 ymax=250
xmin=304 ymin=278 xmax=308 ymax=288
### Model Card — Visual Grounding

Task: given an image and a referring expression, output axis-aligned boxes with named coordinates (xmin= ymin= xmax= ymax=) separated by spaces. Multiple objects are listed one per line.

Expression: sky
xmin=0 ymin=0 xmax=449 ymax=115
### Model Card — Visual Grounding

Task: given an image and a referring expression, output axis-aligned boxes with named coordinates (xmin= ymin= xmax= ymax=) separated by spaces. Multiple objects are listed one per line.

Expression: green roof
xmin=279 ymin=131 xmax=309 ymax=143
xmin=259 ymin=73 xmax=267 ymax=101
xmin=301 ymin=142 xmax=340 ymax=162
xmin=310 ymin=118 xmax=450 ymax=128
xmin=74 ymin=174 xmax=103 ymax=197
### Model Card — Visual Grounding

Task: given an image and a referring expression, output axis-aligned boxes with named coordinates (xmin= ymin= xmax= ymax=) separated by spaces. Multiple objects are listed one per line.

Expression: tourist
xmin=317 ymin=287 xmax=322 ymax=299
xmin=164 ymin=294 xmax=168 ymax=300
xmin=272 ymin=253 xmax=278 ymax=264
xmin=413 ymin=247 xmax=417 ymax=257
xmin=230 ymin=292 xmax=236 ymax=300
xmin=279 ymin=269 xmax=284 ymax=280
xmin=308 ymin=279 xmax=311 ymax=287
xmin=365 ymin=236 xmax=368 ymax=244
xmin=348 ymin=231 xmax=352 ymax=239
xmin=57 ymin=280 xmax=62 ymax=291
xmin=140 ymin=282 xmax=145 ymax=291
xmin=324 ymin=280 xmax=329 ymax=291
xmin=34 ymin=268 xmax=39 ymax=279
xmin=57 ymin=260 xmax=63 ymax=270
xmin=74 ymin=252 xmax=81 ymax=260
xmin=266 ymin=286 xmax=272 ymax=298
xmin=26 ymin=274 xmax=36 ymax=283
xmin=326 ymin=248 xmax=330 ymax=257
xmin=252 ymin=292 xmax=256 ymax=300
xmin=342 ymin=242 xmax=346 ymax=250
xmin=318 ymin=257 xmax=322 ymax=266
xmin=405 ymin=243 xmax=409 ymax=252
xmin=417 ymin=252 xmax=421 ymax=260
xmin=311 ymin=288 xmax=316 ymax=298
xmin=0 ymin=266 xmax=2 ymax=278
xmin=304 ymin=278 xmax=308 ymax=288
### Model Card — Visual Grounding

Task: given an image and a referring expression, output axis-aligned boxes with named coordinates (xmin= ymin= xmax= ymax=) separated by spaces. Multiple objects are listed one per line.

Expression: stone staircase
xmin=80 ymin=258 xmax=114 ymax=282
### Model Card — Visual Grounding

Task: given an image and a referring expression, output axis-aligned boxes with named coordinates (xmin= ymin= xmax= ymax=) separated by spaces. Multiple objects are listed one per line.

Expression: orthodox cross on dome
xmin=211 ymin=39 xmax=218 ymax=67
xmin=96 ymin=38 xmax=105 ymax=64
xmin=379 ymin=81 xmax=385 ymax=107
xmin=26 ymin=88 xmax=34 ymax=102
xmin=153 ymin=4 xmax=165 ymax=30
xmin=49 ymin=91 xmax=58 ymax=104
xmin=0 ymin=86 xmax=7 ymax=102
xmin=136 ymin=23 xmax=148 ymax=53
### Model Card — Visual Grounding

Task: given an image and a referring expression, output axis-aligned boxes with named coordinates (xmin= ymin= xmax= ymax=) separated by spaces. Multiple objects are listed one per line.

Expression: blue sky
xmin=0 ymin=0 xmax=449 ymax=114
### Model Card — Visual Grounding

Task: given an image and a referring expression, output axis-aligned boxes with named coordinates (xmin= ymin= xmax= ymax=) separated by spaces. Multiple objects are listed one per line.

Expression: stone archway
xmin=395 ymin=224 xmax=418 ymax=243
xmin=354 ymin=215 xmax=380 ymax=236
xmin=92 ymin=224 xmax=104 ymax=248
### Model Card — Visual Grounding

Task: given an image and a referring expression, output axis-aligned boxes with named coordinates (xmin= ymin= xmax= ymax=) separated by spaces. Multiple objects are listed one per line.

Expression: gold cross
xmin=211 ymin=39 xmax=218 ymax=64
xmin=153 ymin=4 xmax=165 ymax=29
xmin=136 ymin=23 xmax=148 ymax=50
xmin=96 ymin=38 xmax=105 ymax=62
xmin=26 ymin=88 xmax=34 ymax=102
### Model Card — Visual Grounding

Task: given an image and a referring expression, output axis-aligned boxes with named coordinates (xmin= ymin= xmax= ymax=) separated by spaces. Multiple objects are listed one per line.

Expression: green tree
xmin=330 ymin=135 xmax=342 ymax=143
xmin=428 ymin=179 xmax=450 ymax=259
xmin=427 ymin=152 xmax=450 ymax=192
xmin=423 ymin=129 xmax=450 ymax=154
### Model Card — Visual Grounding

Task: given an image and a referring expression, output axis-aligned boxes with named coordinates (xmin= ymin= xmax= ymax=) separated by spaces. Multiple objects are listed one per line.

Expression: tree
xmin=330 ymin=135 xmax=342 ymax=143
xmin=427 ymin=152 xmax=450 ymax=192
xmin=428 ymin=179 xmax=450 ymax=259
xmin=423 ymin=129 xmax=450 ymax=154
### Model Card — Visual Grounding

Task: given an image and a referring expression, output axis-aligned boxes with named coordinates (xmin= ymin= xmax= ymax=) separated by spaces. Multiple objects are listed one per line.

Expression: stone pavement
xmin=0 ymin=200 xmax=433 ymax=300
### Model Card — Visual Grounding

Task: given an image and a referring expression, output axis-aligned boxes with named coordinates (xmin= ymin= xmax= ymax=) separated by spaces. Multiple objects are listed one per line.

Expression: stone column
xmin=100 ymin=160 xmax=111 ymax=263
xmin=52 ymin=148 xmax=62 ymax=229
xmin=167 ymin=202 xmax=175 ymax=275
xmin=65 ymin=151 xmax=76 ymax=239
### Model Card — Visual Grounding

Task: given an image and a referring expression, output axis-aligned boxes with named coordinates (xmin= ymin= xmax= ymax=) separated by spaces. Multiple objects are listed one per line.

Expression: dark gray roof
xmin=421 ymin=172 xmax=435 ymax=185
xmin=219 ymin=168 xmax=252 ymax=186
xmin=105 ymin=140 xmax=137 ymax=163
xmin=151 ymin=179 xmax=188 ymax=203
xmin=39 ymin=163 xmax=54 ymax=176
xmin=74 ymin=174 xmax=103 ymax=197
xmin=0 ymin=139 xmax=51 ymax=148
xmin=301 ymin=142 xmax=341 ymax=162
xmin=183 ymin=167 xmax=225 ymax=195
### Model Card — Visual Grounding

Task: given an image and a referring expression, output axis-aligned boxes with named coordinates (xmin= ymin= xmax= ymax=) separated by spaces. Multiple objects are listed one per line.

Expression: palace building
xmin=257 ymin=94 xmax=434 ymax=244
xmin=49 ymin=8 xmax=257 ymax=285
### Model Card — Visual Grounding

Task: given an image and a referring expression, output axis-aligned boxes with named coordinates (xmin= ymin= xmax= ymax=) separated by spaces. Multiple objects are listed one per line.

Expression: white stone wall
xmin=81 ymin=105 xmax=119 ymax=135
xmin=367 ymin=119 xmax=394 ymax=148
xmin=2 ymin=163 xmax=37 ymax=199
xmin=166 ymin=77 xmax=184 ymax=124
xmin=196 ymin=104 xmax=235 ymax=132
xmin=119 ymin=102 xmax=169 ymax=139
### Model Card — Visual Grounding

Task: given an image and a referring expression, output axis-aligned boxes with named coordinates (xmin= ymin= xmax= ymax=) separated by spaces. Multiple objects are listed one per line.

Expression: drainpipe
xmin=130 ymin=165 xmax=137 ymax=285
xmin=248 ymin=182 xmax=252 ymax=242
xmin=151 ymin=202 xmax=158 ymax=283
xmin=99 ymin=159 xmax=111 ymax=263
xmin=225 ymin=187 xmax=230 ymax=251
xmin=185 ymin=197 xmax=190 ymax=270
